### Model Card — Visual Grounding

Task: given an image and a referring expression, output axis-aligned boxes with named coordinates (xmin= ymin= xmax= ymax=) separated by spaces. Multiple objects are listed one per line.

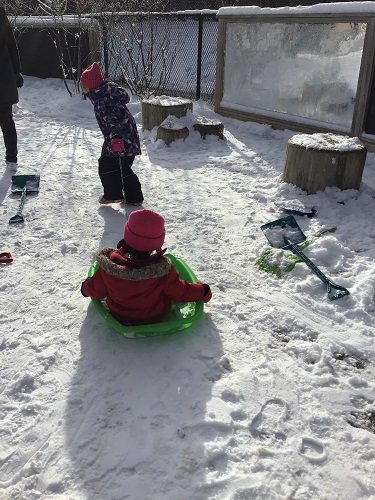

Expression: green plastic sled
xmin=87 ymin=252 xmax=204 ymax=338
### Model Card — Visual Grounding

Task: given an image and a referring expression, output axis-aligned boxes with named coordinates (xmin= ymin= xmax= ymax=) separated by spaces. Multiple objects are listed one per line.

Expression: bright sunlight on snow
xmin=1 ymin=76 xmax=375 ymax=499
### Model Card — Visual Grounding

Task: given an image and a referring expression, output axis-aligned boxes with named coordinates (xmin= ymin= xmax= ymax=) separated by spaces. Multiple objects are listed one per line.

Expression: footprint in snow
xmin=249 ymin=398 xmax=289 ymax=442
xmin=298 ymin=436 xmax=327 ymax=464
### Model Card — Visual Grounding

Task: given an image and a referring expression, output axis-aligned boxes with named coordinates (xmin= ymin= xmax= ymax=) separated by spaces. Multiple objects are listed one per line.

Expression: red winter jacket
xmin=82 ymin=247 xmax=209 ymax=325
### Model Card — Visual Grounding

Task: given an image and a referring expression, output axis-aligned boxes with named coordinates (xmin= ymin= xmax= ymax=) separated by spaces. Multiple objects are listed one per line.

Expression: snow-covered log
xmin=282 ymin=133 xmax=367 ymax=194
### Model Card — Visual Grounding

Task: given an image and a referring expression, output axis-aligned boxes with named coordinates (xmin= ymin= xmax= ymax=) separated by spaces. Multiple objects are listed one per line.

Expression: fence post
xmin=196 ymin=14 xmax=203 ymax=101
xmin=97 ymin=17 xmax=109 ymax=78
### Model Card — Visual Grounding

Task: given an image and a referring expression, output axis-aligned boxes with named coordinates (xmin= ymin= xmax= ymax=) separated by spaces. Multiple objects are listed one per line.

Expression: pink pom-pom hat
xmin=80 ymin=62 xmax=105 ymax=90
xmin=124 ymin=209 xmax=166 ymax=252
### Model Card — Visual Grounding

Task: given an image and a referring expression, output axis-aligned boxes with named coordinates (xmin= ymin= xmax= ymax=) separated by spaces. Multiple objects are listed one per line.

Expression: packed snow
xmin=1 ymin=76 xmax=375 ymax=500
xmin=289 ymin=133 xmax=365 ymax=151
xmin=218 ymin=1 xmax=375 ymax=16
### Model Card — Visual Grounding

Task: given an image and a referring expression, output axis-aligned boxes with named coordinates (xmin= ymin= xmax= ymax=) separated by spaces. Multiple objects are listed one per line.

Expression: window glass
xmin=222 ymin=21 xmax=366 ymax=129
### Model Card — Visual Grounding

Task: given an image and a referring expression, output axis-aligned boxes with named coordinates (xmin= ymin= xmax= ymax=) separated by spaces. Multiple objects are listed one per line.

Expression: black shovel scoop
xmin=260 ymin=215 xmax=350 ymax=300
xmin=9 ymin=174 xmax=40 ymax=224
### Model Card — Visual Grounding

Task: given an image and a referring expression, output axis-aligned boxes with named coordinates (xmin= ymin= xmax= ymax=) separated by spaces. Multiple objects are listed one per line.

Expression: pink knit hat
xmin=80 ymin=62 xmax=104 ymax=90
xmin=124 ymin=209 xmax=166 ymax=252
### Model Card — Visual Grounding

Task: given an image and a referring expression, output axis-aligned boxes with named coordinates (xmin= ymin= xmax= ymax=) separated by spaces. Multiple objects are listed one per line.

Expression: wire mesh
xmin=100 ymin=12 xmax=218 ymax=103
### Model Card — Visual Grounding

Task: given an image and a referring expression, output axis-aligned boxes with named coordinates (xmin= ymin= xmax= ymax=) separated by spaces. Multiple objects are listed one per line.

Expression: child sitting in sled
xmin=80 ymin=61 xmax=143 ymax=206
xmin=81 ymin=209 xmax=212 ymax=325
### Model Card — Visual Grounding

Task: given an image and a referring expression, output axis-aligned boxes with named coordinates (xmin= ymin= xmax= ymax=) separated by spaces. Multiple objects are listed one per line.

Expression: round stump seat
xmin=142 ymin=96 xmax=193 ymax=131
xmin=193 ymin=120 xmax=224 ymax=139
xmin=282 ymin=133 xmax=367 ymax=194
xmin=156 ymin=115 xmax=189 ymax=145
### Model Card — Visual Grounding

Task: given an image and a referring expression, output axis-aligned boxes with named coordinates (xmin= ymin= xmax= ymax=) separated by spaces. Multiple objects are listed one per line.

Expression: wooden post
xmin=282 ymin=133 xmax=367 ymax=194
xmin=142 ymin=97 xmax=193 ymax=131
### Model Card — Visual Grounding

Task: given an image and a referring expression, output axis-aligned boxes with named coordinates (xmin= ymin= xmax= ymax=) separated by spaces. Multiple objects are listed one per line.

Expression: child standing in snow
xmin=80 ymin=62 xmax=143 ymax=205
xmin=81 ymin=209 xmax=212 ymax=325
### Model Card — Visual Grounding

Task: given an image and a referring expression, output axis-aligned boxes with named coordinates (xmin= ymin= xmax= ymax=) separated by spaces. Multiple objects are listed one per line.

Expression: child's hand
xmin=81 ymin=278 xmax=90 ymax=297
xmin=200 ymin=283 xmax=212 ymax=303
xmin=111 ymin=138 xmax=125 ymax=153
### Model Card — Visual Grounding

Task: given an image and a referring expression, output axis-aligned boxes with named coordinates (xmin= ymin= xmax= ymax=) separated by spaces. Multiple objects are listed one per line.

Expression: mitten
xmin=81 ymin=278 xmax=90 ymax=297
xmin=111 ymin=138 xmax=124 ymax=153
xmin=117 ymin=239 xmax=126 ymax=250
xmin=201 ymin=283 xmax=212 ymax=303
xmin=15 ymin=73 xmax=24 ymax=88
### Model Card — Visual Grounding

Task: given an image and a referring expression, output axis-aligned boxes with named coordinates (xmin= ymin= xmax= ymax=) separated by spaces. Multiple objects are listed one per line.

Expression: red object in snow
xmin=0 ymin=252 xmax=13 ymax=263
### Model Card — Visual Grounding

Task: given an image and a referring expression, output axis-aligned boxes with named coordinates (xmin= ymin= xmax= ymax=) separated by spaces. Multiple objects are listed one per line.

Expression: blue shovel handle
xmin=285 ymin=237 xmax=350 ymax=300
xmin=9 ymin=186 xmax=27 ymax=224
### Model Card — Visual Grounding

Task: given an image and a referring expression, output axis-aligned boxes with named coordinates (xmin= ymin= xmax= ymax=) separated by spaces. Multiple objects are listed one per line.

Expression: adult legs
xmin=0 ymin=105 xmax=17 ymax=163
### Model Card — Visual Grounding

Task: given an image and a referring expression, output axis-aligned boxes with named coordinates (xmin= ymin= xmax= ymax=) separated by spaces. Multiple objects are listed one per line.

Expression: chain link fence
xmin=99 ymin=12 xmax=218 ymax=103
xmin=12 ymin=11 xmax=218 ymax=102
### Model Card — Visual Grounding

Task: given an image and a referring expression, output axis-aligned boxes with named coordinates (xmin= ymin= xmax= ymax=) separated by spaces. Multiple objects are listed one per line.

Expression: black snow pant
xmin=98 ymin=154 xmax=143 ymax=203
xmin=0 ymin=105 xmax=17 ymax=163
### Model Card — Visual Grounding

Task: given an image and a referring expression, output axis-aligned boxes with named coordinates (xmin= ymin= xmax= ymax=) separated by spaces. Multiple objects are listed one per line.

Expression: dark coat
xmin=81 ymin=247 xmax=207 ymax=325
xmin=87 ymin=81 xmax=141 ymax=157
xmin=0 ymin=7 xmax=21 ymax=106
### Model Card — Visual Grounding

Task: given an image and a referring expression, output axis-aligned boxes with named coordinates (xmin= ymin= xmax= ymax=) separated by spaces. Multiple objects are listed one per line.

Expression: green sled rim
xmin=87 ymin=252 xmax=204 ymax=337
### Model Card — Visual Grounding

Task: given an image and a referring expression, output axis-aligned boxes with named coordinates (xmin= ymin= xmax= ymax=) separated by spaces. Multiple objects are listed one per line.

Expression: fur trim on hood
xmin=96 ymin=247 xmax=171 ymax=281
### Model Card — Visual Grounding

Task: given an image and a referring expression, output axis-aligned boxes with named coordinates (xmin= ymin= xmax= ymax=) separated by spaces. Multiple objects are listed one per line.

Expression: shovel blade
xmin=11 ymin=174 xmax=40 ymax=194
xmin=261 ymin=215 xmax=306 ymax=249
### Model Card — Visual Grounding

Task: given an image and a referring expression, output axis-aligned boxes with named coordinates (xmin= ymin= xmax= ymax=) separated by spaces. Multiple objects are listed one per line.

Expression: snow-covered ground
xmin=1 ymin=76 xmax=375 ymax=500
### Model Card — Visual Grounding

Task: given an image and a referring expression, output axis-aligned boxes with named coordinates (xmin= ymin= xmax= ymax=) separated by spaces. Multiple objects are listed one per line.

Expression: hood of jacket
xmin=96 ymin=247 xmax=171 ymax=281
xmin=88 ymin=81 xmax=130 ymax=105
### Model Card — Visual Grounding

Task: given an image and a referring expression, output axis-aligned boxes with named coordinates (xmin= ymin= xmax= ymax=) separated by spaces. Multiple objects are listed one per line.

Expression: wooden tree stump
xmin=282 ymin=133 xmax=367 ymax=194
xmin=193 ymin=120 xmax=224 ymax=139
xmin=142 ymin=96 xmax=193 ymax=131
xmin=156 ymin=115 xmax=189 ymax=145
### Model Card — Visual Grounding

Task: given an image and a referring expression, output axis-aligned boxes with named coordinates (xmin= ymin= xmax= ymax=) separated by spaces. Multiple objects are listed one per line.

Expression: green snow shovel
xmin=9 ymin=174 xmax=40 ymax=224
xmin=260 ymin=215 xmax=350 ymax=300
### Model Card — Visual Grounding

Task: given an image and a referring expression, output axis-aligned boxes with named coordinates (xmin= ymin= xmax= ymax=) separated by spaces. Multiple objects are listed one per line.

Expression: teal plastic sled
xmin=87 ymin=252 xmax=204 ymax=338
